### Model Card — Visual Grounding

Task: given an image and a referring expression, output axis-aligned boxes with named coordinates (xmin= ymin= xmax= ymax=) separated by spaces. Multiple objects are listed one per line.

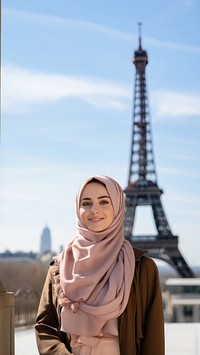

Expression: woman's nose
xmin=91 ymin=203 xmax=99 ymax=213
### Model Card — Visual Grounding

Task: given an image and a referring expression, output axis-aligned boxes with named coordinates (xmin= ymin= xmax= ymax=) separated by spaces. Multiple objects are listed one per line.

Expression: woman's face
xmin=79 ymin=182 xmax=114 ymax=232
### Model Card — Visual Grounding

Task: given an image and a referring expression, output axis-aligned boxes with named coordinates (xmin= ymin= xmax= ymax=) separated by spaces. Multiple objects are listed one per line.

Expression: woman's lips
xmin=89 ymin=218 xmax=103 ymax=223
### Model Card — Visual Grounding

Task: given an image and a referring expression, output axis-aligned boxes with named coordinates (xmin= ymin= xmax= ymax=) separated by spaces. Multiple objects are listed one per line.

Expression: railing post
xmin=0 ymin=279 xmax=15 ymax=355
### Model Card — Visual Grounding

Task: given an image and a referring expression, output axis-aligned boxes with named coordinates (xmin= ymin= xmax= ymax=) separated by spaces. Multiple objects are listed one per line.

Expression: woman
xmin=35 ymin=175 xmax=165 ymax=355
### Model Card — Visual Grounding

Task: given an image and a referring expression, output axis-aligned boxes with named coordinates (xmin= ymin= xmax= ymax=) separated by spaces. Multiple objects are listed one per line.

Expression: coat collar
xmin=133 ymin=247 xmax=148 ymax=261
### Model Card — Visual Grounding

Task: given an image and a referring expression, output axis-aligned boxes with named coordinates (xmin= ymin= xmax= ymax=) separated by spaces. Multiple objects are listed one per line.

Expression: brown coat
xmin=35 ymin=248 xmax=165 ymax=355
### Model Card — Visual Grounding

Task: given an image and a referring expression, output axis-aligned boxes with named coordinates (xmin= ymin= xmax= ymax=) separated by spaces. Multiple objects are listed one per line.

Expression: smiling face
xmin=79 ymin=181 xmax=114 ymax=232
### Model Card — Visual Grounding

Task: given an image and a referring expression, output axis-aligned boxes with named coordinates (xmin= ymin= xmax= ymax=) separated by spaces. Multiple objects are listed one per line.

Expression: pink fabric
xmin=70 ymin=318 xmax=119 ymax=353
xmin=71 ymin=335 xmax=120 ymax=355
xmin=55 ymin=175 xmax=135 ymax=336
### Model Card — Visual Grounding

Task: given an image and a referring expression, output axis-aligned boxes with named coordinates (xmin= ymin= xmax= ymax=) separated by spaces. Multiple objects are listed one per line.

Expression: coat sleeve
xmin=140 ymin=257 xmax=165 ymax=355
xmin=35 ymin=267 xmax=72 ymax=355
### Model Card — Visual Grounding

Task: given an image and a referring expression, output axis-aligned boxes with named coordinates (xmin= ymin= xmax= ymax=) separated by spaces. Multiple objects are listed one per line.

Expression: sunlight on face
xmin=80 ymin=182 xmax=114 ymax=232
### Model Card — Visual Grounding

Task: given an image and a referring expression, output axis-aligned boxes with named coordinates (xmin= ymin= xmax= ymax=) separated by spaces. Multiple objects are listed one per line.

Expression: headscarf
xmin=54 ymin=175 xmax=135 ymax=336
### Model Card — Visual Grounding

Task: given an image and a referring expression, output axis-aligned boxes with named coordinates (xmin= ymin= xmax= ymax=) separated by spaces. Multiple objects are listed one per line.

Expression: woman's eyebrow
xmin=81 ymin=195 xmax=111 ymax=201
xmin=98 ymin=195 xmax=111 ymax=199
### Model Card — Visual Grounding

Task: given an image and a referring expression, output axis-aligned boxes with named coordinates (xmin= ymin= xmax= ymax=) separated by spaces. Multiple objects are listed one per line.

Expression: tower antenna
xmin=138 ymin=22 xmax=142 ymax=49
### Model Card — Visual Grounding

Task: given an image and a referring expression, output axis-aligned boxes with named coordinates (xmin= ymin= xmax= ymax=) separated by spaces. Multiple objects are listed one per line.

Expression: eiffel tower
xmin=124 ymin=24 xmax=194 ymax=278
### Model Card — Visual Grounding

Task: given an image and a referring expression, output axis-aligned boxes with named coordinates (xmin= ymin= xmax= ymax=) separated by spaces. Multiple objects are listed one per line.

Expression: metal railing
xmin=0 ymin=281 xmax=40 ymax=355
xmin=15 ymin=289 xmax=40 ymax=327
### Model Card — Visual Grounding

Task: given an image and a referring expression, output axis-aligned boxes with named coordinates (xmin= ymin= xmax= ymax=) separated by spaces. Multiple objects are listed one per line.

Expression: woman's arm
xmin=35 ymin=267 xmax=72 ymax=355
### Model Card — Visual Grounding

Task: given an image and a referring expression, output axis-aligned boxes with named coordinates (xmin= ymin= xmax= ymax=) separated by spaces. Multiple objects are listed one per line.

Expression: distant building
xmin=0 ymin=251 xmax=37 ymax=263
xmin=40 ymin=226 xmax=52 ymax=255
xmin=59 ymin=245 xmax=64 ymax=253
xmin=163 ymin=278 xmax=200 ymax=322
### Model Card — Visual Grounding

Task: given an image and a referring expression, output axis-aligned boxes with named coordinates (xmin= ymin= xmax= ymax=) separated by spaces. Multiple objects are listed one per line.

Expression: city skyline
xmin=1 ymin=0 xmax=200 ymax=266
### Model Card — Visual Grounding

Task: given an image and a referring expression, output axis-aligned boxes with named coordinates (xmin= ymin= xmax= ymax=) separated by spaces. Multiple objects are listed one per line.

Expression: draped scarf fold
xmin=54 ymin=175 xmax=135 ymax=336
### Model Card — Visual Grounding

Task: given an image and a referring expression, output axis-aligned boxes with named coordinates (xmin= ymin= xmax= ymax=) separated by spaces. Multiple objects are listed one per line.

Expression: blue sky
xmin=1 ymin=0 xmax=200 ymax=267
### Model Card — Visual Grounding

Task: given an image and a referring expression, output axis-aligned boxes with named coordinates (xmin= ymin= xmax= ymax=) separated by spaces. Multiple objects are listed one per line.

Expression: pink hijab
xmin=54 ymin=175 xmax=135 ymax=336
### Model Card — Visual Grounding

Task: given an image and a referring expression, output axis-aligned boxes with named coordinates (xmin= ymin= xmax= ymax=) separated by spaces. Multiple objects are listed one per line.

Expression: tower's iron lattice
xmin=124 ymin=24 xmax=194 ymax=278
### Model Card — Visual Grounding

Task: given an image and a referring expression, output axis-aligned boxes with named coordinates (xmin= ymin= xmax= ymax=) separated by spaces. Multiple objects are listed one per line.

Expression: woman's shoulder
xmin=132 ymin=248 xmax=161 ymax=294
xmin=133 ymin=247 xmax=148 ymax=261
xmin=133 ymin=247 xmax=159 ymax=272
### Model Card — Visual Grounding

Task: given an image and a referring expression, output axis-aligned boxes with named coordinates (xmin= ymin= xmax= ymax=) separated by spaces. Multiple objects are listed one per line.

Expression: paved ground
xmin=15 ymin=323 xmax=200 ymax=355
xmin=165 ymin=323 xmax=200 ymax=355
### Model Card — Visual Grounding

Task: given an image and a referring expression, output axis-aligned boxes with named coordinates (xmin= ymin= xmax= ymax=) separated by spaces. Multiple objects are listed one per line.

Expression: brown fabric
xmin=35 ymin=248 xmax=165 ymax=355
xmin=118 ymin=249 xmax=165 ymax=355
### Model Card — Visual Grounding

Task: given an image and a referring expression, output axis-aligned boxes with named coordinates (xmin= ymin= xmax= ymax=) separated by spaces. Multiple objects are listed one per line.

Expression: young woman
xmin=35 ymin=175 xmax=165 ymax=355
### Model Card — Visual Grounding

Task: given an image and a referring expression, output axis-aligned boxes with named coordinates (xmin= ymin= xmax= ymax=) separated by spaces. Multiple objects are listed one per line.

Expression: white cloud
xmin=152 ymin=90 xmax=200 ymax=118
xmin=166 ymin=193 xmax=200 ymax=208
xmin=2 ymin=65 xmax=129 ymax=114
xmin=3 ymin=8 xmax=134 ymax=41
xmin=4 ymin=8 xmax=200 ymax=54
xmin=146 ymin=36 xmax=200 ymax=54
xmin=159 ymin=166 xmax=200 ymax=178
xmin=3 ymin=65 xmax=200 ymax=121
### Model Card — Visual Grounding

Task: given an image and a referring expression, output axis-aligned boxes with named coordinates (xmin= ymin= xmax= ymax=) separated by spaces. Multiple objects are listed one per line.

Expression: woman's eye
xmin=100 ymin=200 xmax=109 ymax=205
xmin=81 ymin=202 xmax=92 ymax=207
